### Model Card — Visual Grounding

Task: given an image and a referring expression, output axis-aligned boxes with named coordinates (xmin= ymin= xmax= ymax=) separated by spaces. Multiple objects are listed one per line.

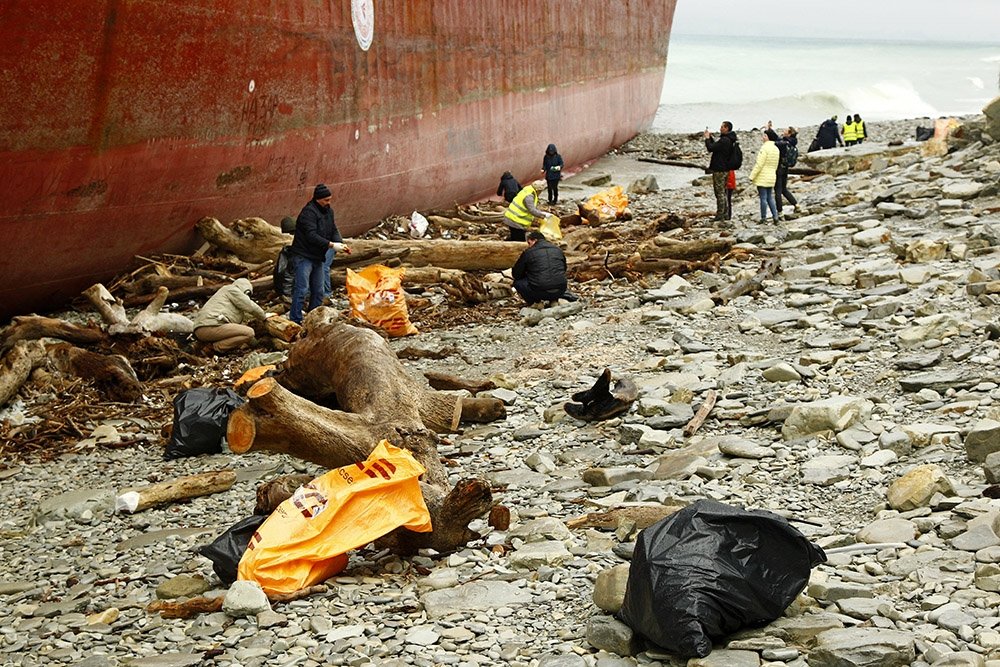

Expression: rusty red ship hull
xmin=0 ymin=1 xmax=675 ymax=319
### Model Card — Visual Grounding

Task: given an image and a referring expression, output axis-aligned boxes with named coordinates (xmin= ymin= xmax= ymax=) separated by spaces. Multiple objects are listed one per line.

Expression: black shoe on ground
xmin=561 ymin=290 xmax=579 ymax=302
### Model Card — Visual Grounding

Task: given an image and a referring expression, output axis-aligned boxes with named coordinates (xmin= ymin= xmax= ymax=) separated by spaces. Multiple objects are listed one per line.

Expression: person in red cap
xmin=287 ymin=183 xmax=350 ymax=323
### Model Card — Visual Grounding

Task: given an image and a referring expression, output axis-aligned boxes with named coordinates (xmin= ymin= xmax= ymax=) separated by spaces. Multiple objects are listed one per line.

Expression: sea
xmin=653 ymin=34 xmax=1000 ymax=134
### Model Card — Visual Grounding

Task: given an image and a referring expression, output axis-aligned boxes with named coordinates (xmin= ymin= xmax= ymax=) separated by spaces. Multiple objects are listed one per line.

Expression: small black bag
xmin=199 ymin=515 xmax=267 ymax=585
xmin=617 ymin=499 xmax=826 ymax=658
xmin=164 ymin=388 xmax=245 ymax=459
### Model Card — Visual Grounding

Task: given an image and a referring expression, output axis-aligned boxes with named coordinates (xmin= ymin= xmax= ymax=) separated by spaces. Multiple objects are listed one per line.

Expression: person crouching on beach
xmin=705 ymin=121 xmax=737 ymax=222
xmin=497 ymin=171 xmax=522 ymax=203
xmin=193 ymin=278 xmax=268 ymax=353
xmin=751 ymin=129 xmax=781 ymax=223
xmin=503 ymin=182 xmax=554 ymax=242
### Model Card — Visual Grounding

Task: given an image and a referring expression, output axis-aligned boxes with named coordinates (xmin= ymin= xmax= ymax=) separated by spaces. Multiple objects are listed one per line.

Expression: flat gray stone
xmin=585 ymin=616 xmax=641 ymax=656
xmin=421 ymin=581 xmax=532 ymax=619
xmin=808 ymin=628 xmax=915 ymax=667
xmin=33 ymin=487 xmax=116 ymax=526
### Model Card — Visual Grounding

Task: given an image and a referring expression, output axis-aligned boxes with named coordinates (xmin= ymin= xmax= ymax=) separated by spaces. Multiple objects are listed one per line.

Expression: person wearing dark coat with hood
xmin=512 ymin=231 xmax=576 ymax=305
xmin=542 ymin=144 xmax=564 ymax=205
xmin=496 ymin=171 xmax=522 ymax=203
xmin=774 ymin=126 xmax=799 ymax=216
xmin=288 ymin=184 xmax=350 ymax=323
xmin=704 ymin=121 xmax=737 ymax=222
xmin=813 ymin=116 xmax=843 ymax=151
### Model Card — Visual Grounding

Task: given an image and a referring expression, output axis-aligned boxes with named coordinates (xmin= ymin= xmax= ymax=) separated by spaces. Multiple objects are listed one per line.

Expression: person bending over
xmin=512 ymin=231 xmax=577 ymax=305
xmin=193 ymin=278 xmax=268 ymax=353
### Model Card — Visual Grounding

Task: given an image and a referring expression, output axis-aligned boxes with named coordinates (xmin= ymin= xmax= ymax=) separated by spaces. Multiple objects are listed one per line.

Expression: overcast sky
xmin=673 ymin=0 xmax=1000 ymax=43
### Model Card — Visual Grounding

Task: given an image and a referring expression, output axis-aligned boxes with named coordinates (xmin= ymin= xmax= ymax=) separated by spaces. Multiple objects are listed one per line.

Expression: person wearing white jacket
xmin=192 ymin=278 xmax=267 ymax=353
xmin=751 ymin=129 xmax=781 ymax=223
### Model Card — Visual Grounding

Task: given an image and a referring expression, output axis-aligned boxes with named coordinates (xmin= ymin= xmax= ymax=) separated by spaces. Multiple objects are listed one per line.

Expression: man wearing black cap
xmin=287 ymin=183 xmax=350 ymax=323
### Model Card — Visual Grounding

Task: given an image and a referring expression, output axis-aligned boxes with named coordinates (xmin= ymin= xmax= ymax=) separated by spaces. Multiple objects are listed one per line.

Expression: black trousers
xmin=775 ymin=167 xmax=796 ymax=212
xmin=514 ymin=278 xmax=564 ymax=304
xmin=546 ymin=180 xmax=559 ymax=204
xmin=507 ymin=226 xmax=526 ymax=242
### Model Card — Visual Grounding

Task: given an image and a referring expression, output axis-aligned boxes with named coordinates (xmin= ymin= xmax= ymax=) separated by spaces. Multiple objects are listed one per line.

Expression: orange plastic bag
xmin=582 ymin=186 xmax=629 ymax=223
xmin=237 ymin=440 xmax=432 ymax=595
xmin=346 ymin=265 xmax=418 ymax=337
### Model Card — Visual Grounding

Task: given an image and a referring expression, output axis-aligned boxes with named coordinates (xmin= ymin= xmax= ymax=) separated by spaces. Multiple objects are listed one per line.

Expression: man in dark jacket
xmin=288 ymin=183 xmax=349 ymax=323
xmin=814 ymin=116 xmax=843 ymax=150
xmin=704 ymin=122 xmax=736 ymax=222
xmin=512 ymin=231 xmax=576 ymax=305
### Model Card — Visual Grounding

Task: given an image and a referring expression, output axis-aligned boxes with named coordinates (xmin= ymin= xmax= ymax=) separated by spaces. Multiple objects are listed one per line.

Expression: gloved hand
xmin=332 ymin=242 xmax=351 ymax=254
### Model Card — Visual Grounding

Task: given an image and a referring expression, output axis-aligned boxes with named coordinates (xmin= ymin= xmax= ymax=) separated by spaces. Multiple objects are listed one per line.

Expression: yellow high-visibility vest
xmin=504 ymin=185 xmax=538 ymax=229
xmin=855 ymin=120 xmax=865 ymax=139
xmin=843 ymin=121 xmax=858 ymax=142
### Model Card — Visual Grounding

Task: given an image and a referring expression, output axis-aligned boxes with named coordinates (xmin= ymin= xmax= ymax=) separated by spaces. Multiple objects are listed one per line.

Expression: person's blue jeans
xmin=758 ymin=186 xmax=778 ymax=221
xmin=289 ymin=254 xmax=324 ymax=323
xmin=322 ymin=246 xmax=335 ymax=298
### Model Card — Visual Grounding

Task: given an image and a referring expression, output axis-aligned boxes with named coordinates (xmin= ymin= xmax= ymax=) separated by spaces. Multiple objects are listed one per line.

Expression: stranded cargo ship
xmin=0 ymin=0 xmax=676 ymax=319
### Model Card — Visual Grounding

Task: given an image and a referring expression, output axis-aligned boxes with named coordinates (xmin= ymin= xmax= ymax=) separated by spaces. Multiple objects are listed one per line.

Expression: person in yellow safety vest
xmin=503 ymin=183 xmax=553 ymax=242
xmin=843 ymin=116 xmax=858 ymax=146
xmin=853 ymin=114 xmax=867 ymax=144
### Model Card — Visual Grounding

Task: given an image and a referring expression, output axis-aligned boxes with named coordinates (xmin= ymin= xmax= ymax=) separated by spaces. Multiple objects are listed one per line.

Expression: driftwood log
xmin=48 ymin=344 xmax=143 ymax=403
xmin=711 ymin=257 xmax=782 ymax=305
xmin=195 ymin=216 xmax=290 ymax=264
xmin=0 ymin=340 xmax=46 ymax=407
xmin=0 ymin=316 xmax=107 ymax=355
xmin=423 ymin=372 xmax=496 ymax=395
xmin=116 ymin=470 xmax=236 ymax=513
xmin=347 ymin=239 xmax=524 ymax=271
xmin=683 ymin=390 xmax=718 ymax=437
xmin=84 ymin=284 xmax=193 ymax=334
xmin=639 ymin=237 xmax=734 ymax=261
xmin=226 ymin=320 xmax=503 ymax=553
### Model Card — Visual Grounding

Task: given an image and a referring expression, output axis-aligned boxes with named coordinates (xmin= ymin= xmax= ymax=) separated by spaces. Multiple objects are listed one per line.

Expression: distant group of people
xmin=809 ymin=113 xmax=868 ymax=151
xmin=704 ymin=121 xmax=799 ymax=224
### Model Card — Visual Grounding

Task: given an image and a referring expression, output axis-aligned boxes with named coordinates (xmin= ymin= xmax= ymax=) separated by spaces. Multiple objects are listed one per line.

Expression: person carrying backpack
xmin=704 ymin=121 xmax=739 ymax=223
xmin=774 ymin=126 xmax=799 ymax=217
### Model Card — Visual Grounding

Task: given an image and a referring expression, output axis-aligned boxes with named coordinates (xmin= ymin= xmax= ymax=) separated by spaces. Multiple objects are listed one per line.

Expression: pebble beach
xmin=2 ymin=110 xmax=1000 ymax=667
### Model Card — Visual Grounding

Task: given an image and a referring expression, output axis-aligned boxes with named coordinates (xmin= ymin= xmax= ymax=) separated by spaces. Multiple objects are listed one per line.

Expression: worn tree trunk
xmin=278 ymin=321 xmax=505 ymax=432
xmin=629 ymin=255 xmax=722 ymax=276
xmin=195 ymin=217 xmax=289 ymax=264
xmin=227 ymin=378 xmax=493 ymax=554
xmin=116 ymin=470 xmax=237 ymax=513
xmin=48 ymin=344 xmax=143 ymax=402
xmin=348 ymin=239 xmax=525 ymax=271
xmin=0 ymin=340 xmax=46 ymax=407
xmin=0 ymin=316 xmax=106 ymax=355
xmin=639 ymin=237 xmax=734 ymax=261
xmin=711 ymin=257 xmax=781 ymax=305
xmin=122 ymin=276 xmax=272 ymax=308
xmin=85 ymin=284 xmax=194 ymax=334
xmin=226 ymin=319 xmax=502 ymax=554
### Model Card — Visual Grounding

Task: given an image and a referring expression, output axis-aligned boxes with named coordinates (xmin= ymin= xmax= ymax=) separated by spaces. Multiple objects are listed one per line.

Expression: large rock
xmin=781 ymin=396 xmax=873 ymax=440
xmin=222 ymin=581 xmax=270 ymax=618
xmin=585 ymin=616 xmax=641 ymax=656
xmin=33 ymin=488 xmax=116 ymax=526
xmin=887 ymin=465 xmax=954 ymax=511
xmin=593 ymin=564 xmax=630 ymax=613
xmin=965 ymin=419 xmax=1000 ymax=462
xmin=856 ymin=518 xmax=917 ymax=544
xmin=896 ymin=313 xmax=963 ymax=348
xmin=808 ymin=628 xmax=915 ymax=667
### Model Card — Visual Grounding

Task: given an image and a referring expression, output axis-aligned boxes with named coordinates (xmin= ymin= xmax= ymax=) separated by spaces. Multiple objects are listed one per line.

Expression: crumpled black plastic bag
xmin=617 ymin=499 xmax=826 ymax=658
xmin=164 ymin=388 xmax=245 ymax=460
xmin=199 ymin=514 xmax=267 ymax=586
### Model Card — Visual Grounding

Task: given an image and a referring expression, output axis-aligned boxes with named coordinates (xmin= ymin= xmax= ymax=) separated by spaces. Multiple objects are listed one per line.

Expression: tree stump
xmin=226 ymin=319 xmax=501 ymax=554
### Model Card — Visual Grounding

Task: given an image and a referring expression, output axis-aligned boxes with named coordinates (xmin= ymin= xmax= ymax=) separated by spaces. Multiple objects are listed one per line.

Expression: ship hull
xmin=0 ymin=1 xmax=675 ymax=319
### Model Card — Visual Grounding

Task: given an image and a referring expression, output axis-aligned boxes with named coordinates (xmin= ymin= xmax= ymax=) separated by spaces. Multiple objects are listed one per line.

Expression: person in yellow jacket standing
xmin=842 ymin=116 xmax=858 ymax=146
xmin=751 ymin=129 xmax=781 ymax=223
xmin=503 ymin=183 xmax=553 ymax=242
xmin=853 ymin=114 xmax=867 ymax=144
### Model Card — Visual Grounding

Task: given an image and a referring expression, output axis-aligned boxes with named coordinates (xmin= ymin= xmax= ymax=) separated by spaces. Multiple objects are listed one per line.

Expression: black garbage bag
xmin=199 ymin=514 xmax=267 ymax=586
xmin=617 ymin=499 xmax=826 ymax=658
xmin=272 ymin=245 xmax=295 ymax=296
xmin=915 ymin=126 xmax=935 ymax=142
xmin=164 ymin=388 xmax=245 ymax=459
